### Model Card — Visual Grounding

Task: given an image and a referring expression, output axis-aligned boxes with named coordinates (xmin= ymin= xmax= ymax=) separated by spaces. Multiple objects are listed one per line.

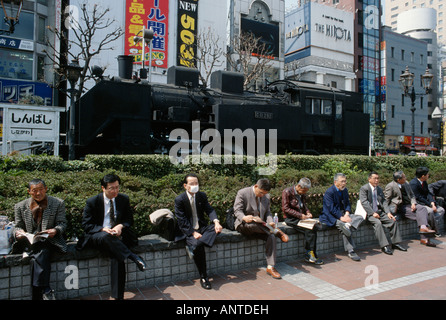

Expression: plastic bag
xmin=0 ymin=216 xmax=14 ymax=255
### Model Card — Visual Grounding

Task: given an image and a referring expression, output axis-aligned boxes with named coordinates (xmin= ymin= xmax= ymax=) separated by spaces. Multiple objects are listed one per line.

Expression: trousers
xmin=185 ymin=224 xmax=218 ymax=278
xmin=236 ymin=221 xmax=276 ymax=266
xmin=88 ymin=231 xmax=133 ymax=299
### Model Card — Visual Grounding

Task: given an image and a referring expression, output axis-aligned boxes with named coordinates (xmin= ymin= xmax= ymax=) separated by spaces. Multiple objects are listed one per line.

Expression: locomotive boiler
xmin=73 ymin=66 xmax=369 ymax=158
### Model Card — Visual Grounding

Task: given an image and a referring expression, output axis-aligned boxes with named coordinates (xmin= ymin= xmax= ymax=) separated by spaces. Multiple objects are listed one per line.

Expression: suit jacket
xmin=320 ymin=185 xmax=351 ymax=227
xmin=174 ymin=191 xmax=217 ymax=242
xmin=409 ymin=178 xmax=435 ymax=206
xmin=14 ymin=196 xmax=67 ymax=253
xmin=428 ymin=180 xmax=446 ymax=199
xmin=384 ymin=181 xmax=416 ymax=211
xmin=78 ymin=193 xmax=135 ymax=249
xmin=359 ymin=183 xmax=390 ymax=218
xmin=233 ymin=186 xmax=272 ymax=230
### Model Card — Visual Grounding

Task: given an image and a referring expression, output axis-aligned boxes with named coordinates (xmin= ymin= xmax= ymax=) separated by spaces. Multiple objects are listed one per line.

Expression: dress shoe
xmin=266 ymin=266 xmax=281 ymax=279
xmin=420 ymin=239 xmax=436 ymax=247
xmin=274 ymin=229 xmax=289 ymax=243
xmin=419 ymin=226 xmax=436 ymax=234
xmin=200 ymin=277 xmax=212 ymax=290
xmin=381 ymin=246 xmax=393 ymax=255
xmin=392 ymin=243 xmax=407 ymax=251
xmin=42 ymin=289 xmax=56 ymax=300
xmin=130 ymin=254 xmax=147 ymax=271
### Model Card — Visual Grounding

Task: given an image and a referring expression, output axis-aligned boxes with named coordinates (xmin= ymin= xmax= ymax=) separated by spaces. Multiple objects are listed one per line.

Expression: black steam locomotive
xmin=74 ymin=66 xmax=369 ymax=158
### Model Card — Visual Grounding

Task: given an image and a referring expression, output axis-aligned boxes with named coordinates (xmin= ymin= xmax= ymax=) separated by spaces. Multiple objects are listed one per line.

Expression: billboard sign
xmin=125 ymin=0 xmax=169 ymax=68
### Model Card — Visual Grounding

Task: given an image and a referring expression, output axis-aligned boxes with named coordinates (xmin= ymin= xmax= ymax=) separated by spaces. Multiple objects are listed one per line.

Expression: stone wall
xmin=0 ymin=218 xmax=429 ymax=300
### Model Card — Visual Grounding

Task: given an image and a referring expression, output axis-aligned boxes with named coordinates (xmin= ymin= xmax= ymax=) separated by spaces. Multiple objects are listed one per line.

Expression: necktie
xmin=372 ymin=188 xmax=378 ymax=212
xmin=255 ymin=196 xmax=260 ymax=216
xmin=191 ymin=196 xmax=199 ymax=230
xmin=110 ymin=199 xmax=116 ymax=227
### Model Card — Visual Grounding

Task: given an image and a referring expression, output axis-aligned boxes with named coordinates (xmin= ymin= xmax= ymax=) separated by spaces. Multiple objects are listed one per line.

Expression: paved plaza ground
xmin=76 ymin=235 xmax=446 ymax=301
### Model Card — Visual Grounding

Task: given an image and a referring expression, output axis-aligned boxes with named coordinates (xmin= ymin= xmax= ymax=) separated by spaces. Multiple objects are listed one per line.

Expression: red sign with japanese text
xmin=125 ymin=0 xmax=168 ymax=68
xmin=403 ymin=136 xmax=430 ymax=146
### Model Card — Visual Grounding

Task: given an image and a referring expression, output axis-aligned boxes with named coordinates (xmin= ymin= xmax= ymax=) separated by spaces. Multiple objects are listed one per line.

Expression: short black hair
xmin=183 ymin=173 xmax=199 ymax=185
xmin=368 ymin=171 xmax=379 ymax=178
xmin=101 ymin=174 xmax=121 ymax=188
xmin=256 ymin=178 xmax=271 ymax=191
xmin=415 ymin=166 xmax=429 ymax=179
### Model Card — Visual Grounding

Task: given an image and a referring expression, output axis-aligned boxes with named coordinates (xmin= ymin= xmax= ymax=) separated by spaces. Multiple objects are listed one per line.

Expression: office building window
xmin=38 ymin=16 xmax=47 ymax=43
xmin=0 ymin=11 xmax=34 ymax=40
xmin=0 ymin=49 xmax=33 ymax=80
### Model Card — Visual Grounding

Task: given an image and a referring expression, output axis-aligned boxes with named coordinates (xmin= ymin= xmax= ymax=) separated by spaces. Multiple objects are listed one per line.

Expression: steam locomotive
xmin=73 ymin=66 xmax=369 ymax=158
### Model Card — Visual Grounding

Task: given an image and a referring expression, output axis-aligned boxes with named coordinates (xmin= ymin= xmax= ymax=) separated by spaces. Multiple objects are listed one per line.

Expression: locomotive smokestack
xmin=117 ymin=55 xmax=134 ymax=80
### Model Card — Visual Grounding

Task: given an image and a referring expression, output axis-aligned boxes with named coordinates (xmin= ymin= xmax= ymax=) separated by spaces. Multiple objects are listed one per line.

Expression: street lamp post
xmin=66 ymin=59 xmax=83 ymax=160
xmin=0 ymin=0 xmax=23 ymax=34
xmin=399 ymin=66 xmax=434 ymax=156
xmin=133 ymin=27 xmax=154 ymax=81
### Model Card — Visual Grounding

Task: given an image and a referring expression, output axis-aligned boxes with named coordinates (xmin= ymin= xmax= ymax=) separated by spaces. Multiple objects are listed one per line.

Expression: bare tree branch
xmin=43 ymin=2 xmax=124 ymax=100
xmin=225 ymin=31 xmax=273 ymax=91
xmin=177 ymin=27 xmax=225 ymax=88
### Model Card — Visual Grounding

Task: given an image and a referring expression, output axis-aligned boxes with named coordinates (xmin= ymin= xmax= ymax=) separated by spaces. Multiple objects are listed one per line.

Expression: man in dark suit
xmin=359 ymin=171 xmax=405 ymax=255
xmin=78 ymin=174 xmax=147 ymax=300
xmin=429 ymin=179 xmax=446 ymax=231
xmin=385 ymin=170 xmax=437 ymax=247
xmin=174 ymin=173 xmax=222 ymax=290
xmin=428 ymin=179 xmax=446 ymax=206
xmin=319 ymin=173 xmax=363 ymax=261
xmin=14 ymin=179 xmax=67 ymax=300
xmin=409 ymin=167 xmax=445 ymax=235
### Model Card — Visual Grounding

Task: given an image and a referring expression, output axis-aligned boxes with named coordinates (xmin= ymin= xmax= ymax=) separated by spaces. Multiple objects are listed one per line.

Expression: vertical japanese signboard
xmin=177 ymin=0 xmax=199 ymax=68
xmin=125 ymin=0 xmax=169 ymax=68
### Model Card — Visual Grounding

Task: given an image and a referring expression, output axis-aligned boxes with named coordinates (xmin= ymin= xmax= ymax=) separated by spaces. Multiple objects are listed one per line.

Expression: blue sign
xmin=0 ymin=36 xmax=34 ymax=51
xmin=0 ymin=79 xmax=53 ymax=105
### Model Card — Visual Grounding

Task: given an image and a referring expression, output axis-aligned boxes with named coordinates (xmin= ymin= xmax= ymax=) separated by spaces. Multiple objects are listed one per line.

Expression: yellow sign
xmin=443 ymin=121 xmax=446 ymax=146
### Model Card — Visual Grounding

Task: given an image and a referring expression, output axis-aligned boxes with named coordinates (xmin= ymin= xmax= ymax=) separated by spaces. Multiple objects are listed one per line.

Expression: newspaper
xmin=297 ymin=218 xmax=320 ymax=230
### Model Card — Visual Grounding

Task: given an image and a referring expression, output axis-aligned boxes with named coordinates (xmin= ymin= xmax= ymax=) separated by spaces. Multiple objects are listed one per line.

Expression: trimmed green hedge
xmin=1 ymin=154 xmax=446 ymax=240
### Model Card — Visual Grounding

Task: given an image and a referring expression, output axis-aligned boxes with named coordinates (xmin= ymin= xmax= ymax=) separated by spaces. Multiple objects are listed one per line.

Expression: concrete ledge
xmin=0 ymin=218 xmax=436 ymax=300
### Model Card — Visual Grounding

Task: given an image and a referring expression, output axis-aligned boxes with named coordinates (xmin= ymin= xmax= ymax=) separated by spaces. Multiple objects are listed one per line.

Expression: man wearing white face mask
xmin=174 ymin=173 xmax=222 ymax=289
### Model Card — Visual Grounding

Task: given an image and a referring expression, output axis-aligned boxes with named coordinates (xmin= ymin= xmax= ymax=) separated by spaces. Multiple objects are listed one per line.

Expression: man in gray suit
xmin=384 ymin=170 xmax=437 ymax=247
xmin=233 ymin=178 xmax=288 ymax=279
xmin=13 ymin=178 xmax=67 ymax=300
xmin=359 ymin=172 xmax=405 ymax=255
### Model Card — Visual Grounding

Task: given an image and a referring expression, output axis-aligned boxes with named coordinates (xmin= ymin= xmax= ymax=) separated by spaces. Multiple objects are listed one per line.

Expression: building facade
xmin=67 ymin=0 xmax=285 ymax=91
xmin=382 ymin=27 xmax=432 ymax=153
xmin=284 ymin=2 xmax=355 ymax=91
xmin=0 ymin=0 xmax=57 ymax=106
xmin=397 ymin=8 xmax=441 ymax=151
xmin=385 ymin=0 xmax=446 ymax=45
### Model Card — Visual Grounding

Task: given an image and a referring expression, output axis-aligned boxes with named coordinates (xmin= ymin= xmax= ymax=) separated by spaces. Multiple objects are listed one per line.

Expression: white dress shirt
xmin=102 ymin=194 xmax=116 ymax=228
